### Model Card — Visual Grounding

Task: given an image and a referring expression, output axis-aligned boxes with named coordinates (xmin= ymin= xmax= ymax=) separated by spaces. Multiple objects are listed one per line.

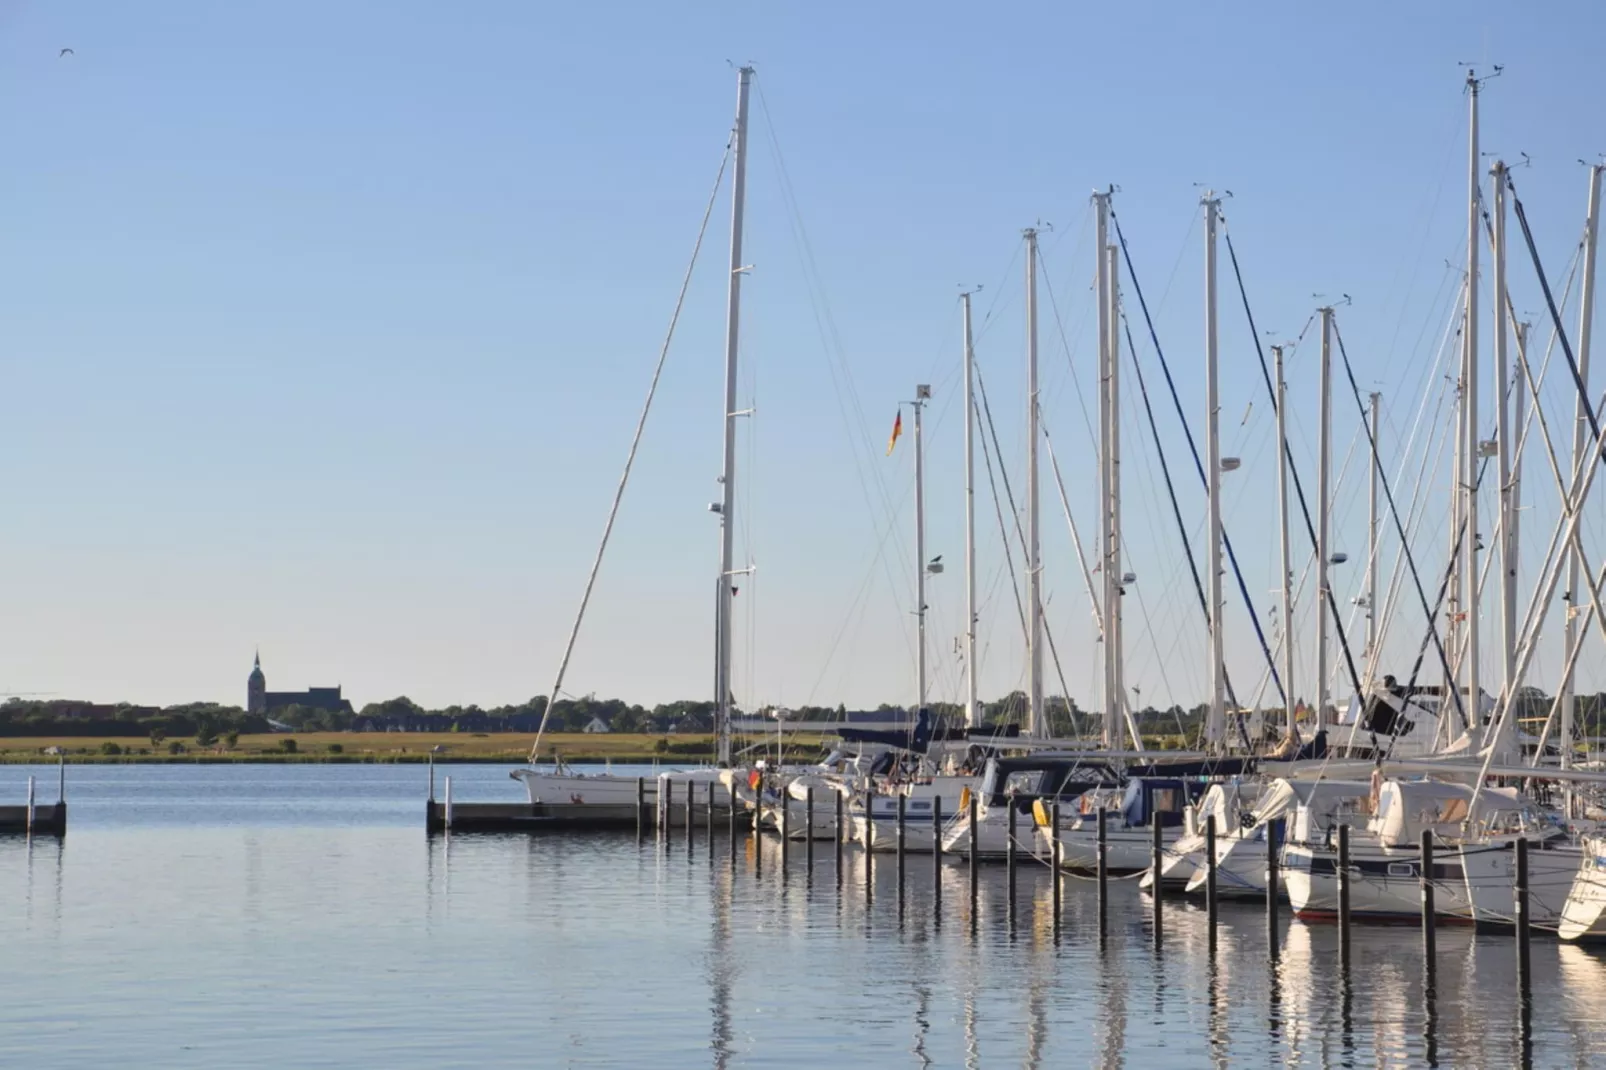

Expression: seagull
xmin=59 ymin=48 xmax=73 ymax=58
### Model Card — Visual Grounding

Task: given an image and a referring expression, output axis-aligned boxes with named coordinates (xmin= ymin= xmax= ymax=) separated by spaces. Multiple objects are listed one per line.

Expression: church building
xmin=247 ymin=653 xmax=354 ymax=716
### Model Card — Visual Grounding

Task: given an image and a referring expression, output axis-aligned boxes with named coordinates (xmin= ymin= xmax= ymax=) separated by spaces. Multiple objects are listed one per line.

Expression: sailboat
xmin=512 ymin=66 xmax=758 ymax=813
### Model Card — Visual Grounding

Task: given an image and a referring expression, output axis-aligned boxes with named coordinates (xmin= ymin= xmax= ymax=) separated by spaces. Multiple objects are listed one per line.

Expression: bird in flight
xmin=59 ymin=48 xmax=73 ymax=58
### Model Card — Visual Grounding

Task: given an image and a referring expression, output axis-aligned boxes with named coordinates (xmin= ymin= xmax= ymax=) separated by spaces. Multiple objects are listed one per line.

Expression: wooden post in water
xmin=1420 ymin=829 xmax=1436 ymax=961
xmin=26 ymin=776 xmax=36 ymax=835
xmin=1051 ymin=800 xmax=1063 ymax=923
xmin=635 ymin=777 xmax=645 ymax=840
xmin=1515 ymin=836 xmax=1531 ymax=986
xmin=806 ymin=787 xmax=815 ymax=870
xmin=1265 ymin=817 xmax=1279 ymax=936
xmin=753 ymin=780 xmax=763 ymax=879
xmin=662 ymin=778 xmax=673 ymax=842
xmin=780 ymin=790 xmax=790 ymax=870
xmin=835 ymin=790 xmax=845 ymax=876
xmin=1006 ymin=797 xmax=1018 ymax=910
xmin=684 ymin=781 xmax=694 ymax=850
xmin=1097 ymin=806 xmax=1109 ymax=931
xmin=443 ymin=776 xmax=453 ymax=831
xmin=728 ymin=782 xmax=737 ymax=864
xmin=1338 ymin=822 xmax=1352 ymax=962
xmin=706 ymin=781 xmax=715 ymax=860
xmin=967 ymin=789 xmax=979 ymax=912
xmin=1205 ymin=813 xmax=1218 ymax=938
xmin=863 ymin=789 xmax=874 ymax=900
xmin=1151 ymin=813 xmax=1163 ymax=948
xmin=57 ymin=754 xmax=65 ymax=804
xmin=428 ymin=754 xmax=435 ymax=803
xmin=896 ymin=793 xmax=907 ymax=893
xmin=932 ymin=796 xmax=943 ymax=914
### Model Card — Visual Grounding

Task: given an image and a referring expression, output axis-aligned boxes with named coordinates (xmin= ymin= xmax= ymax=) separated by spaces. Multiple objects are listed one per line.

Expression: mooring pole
xmin=835 ymin=790 xmax=845 ymax=875
xmin=1006 ymin=798 xmax=1018 ymax=911
xmin=635 ymin=776 xmax=645 ymax=841
xmin=57 ymin=753 xmax=65 ymax=804
xmin=864 ymin=791 xmax=875 ymax=902
xmin=1152 ymin=815 xmax=1164 ymax=948
xmin=1338 ymin=822 xmax=1352 ymax=963
xmin=780 ymin=790 xmax=790 ymax=870
xmin=932 ymin=796 xmax=943 ymax=914
xmin=1515 ymin=836 xmax=1531 ymax=986
xmin=662 ymin=778 xmax=673 ymax=843
xmin=1205 ymin=813 xmax=1218 ymax=942
xmin=896 ymin=793 xmax=907 ymax=894
xmin=685 ymin=781 xmax=694 ymax=851
xmin=806 ymin=787 xmax=816 ymax=870
xmin=1265 ymin=817 xmax=1279 ymax=945
xmin=443 ymin=776 xmax=452 ymax=831
xmin=428 ymin=754 xmax=436 ymax=803
xmin=1097 ymin=806 xmax=1109 ymax=931
xmin=967 ymin=790 xmax=979 ymax=912
xmin=706 ymin=781 xmax=715 ymax=860
xmin=728 ymin=783 xmax=738 ymax=863
xmin=1051 ymin=800 xmax=1063 ymax=924
xmin=1420 ymin=829 xmax=1436 ymax=960
xmin=26 ymin=776 xmax=36 ymax=835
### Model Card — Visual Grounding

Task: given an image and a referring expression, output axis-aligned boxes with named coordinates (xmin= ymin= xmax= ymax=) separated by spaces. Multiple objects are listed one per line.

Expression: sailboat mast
xmin=1107 ymin=242 xmax=1126 ymax=747
xmin=1276 ymin=345 xmax=1297 ymax=736
xmin=1317 ymin=306 xmax=1333 ymax=739
xmin=1367 ymin=392 xmax=1382 ymax=661
xmin=1093 ymin=192 xmax=1113 ymax=745
xmin=1203 ymin=194 xmax=1226 ymax=749
xmin=1462 ymin=70 xmax=1482 ymax=750
xmin=1491 ymin=160 xmax=1515 ymax=695
xmin=714 ymin=65 xmax=752 ymax=768
xmin=1563 ymin=163 xmax=1604 ymax=774
xmin=1024 ymin=227 xmax=1044 ymax=737
xmin=914 ymin=387 xmax=930 ymax=720
xmin=961 ymin=293 xmax=981 ymax=728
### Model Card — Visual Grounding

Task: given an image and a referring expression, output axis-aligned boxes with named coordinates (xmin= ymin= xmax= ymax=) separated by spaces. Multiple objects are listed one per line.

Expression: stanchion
xmin=1420 ymin=829 xmax=1436 ymax=961
xmin=1205 ymin=813 xmax=1218 ymax=943
xmin=1338 ymin=823 xmax=1352 ymax=964
xmin=1515 ymin=836 xmax=1531 ymax=986
xmin=1151 ymin=815 xmax=1163 ymax=948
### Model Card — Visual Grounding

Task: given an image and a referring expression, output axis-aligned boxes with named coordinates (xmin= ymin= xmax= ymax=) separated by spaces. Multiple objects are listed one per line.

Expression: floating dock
xmin=425 ymin=767 xmax=750 ymax=835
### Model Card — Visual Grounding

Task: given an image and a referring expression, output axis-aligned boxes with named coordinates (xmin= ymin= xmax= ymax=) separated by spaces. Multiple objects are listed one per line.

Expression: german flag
xmin=886 ymin=410 xmax=902 ymax=456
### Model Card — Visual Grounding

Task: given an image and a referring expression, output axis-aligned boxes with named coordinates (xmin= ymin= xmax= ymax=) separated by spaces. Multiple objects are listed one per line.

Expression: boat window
xmin=1152 ymin=788 xmax=1181 ymax=813
xmin=1004 ymin=771 xmax=1041 ymax=795
xmin=1437 ymin=799 xmax=1470 ymax=824
xmin=1387 ymin=862 xmax=1415 ymax=878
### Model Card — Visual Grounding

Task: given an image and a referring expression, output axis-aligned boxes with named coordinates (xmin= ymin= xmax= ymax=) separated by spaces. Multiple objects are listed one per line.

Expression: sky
xmin=1 ymin=1 xmax=1604 ymax=714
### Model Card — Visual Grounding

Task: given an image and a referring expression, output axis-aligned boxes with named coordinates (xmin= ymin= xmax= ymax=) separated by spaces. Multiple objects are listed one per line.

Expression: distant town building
xmin=247 ymin=652 xmax=354 ymax=716
xmin=582 ymin=716 xmax=611 ymax=734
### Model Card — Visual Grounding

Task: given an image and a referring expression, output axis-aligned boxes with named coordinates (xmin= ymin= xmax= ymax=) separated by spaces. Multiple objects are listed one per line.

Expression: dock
xmin=0 ymin=761 xmax=67 ymax=836
xmin=425 ymin=765 xmax=751 ymax=835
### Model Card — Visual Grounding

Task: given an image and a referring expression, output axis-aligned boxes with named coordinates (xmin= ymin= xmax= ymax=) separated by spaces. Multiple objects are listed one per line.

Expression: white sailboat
xmin=513 ymin=66 xmax=757 ymax=810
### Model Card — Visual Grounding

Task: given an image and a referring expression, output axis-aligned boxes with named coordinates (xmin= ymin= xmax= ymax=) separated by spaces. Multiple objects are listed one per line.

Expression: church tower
xmin=247 ymin=651 xmax=266 ymax=715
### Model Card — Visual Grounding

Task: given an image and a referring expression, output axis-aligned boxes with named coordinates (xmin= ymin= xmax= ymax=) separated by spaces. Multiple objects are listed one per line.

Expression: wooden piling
xmin=635 ymin=777 xmax=646 ymax=840
xmin=1515 ymin=836 xmax=1531 ymax=985
xmin=443 ymin=776 xmax=453 ymax=831
xmin=967 ymin=789 xmax=979 ymax=911
xmin=932 ymin=796 xmax=943 ymax=913
xmin=1097 ymin=806 xmax=1108 ymax=927
xmin=706 ymin=781 xmax=715 ymax=860
xmin=1205 ymin=813 xmax=1218 ymax=938
xmin=1051 ymin=800 xmax=1062 ymax=922
xmin=1338 ymin=822 xmax=1352 ymax=963
xmin=1151 ymin=813 xmax=1163 ymax=947
xmin=896 ymin=793 xmax=907 ymax=892
xmin=1420 ymin=829 xmax=1436 ymax=961
xmin=835 ymin=790 xmax=845 ymax=874
xmin=26 ymin=776 xmax=36 ymax=836
xmin=806 ymin=787 xmax=815 ymax=870
xmin=684 ymin=780 xmax=694 ymax=850
xmin=1006 ymin=798 xmax=1018 ymax=909
xmin=662 ymin=778 xmax=673 ymax=842
xmin=428 ymin=754 xmax=436 ymax=803
xmin=864 ymin=790 xmax=874 ymax=901
xmin=780 ymin=791 xmax=790 ymax=869
xmin=1265 ymin=816 xmax=1279 ymax=944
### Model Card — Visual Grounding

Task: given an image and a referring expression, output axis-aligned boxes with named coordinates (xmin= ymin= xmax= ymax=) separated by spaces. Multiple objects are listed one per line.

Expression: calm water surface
xmin=2 ymin=763 xmax=1602 ymax=1068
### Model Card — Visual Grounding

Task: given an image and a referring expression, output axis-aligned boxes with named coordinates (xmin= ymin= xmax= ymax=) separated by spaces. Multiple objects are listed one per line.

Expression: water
xmin=2 ymin=763 xmax=1602 ymax=1068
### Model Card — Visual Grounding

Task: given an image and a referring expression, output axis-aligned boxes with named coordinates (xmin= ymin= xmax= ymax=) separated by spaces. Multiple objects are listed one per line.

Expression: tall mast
xmin=1462 ymin=70 xmax=1482 ymax=750
xmin=1276 ymin=346 xmax=1297 ymax=737
xmin=1317 ymin=306 xmax=1334 ymax=738
xmin=1491 ymin=160 xmax=1515 ymax=696
xmin=1367 ymin=392 xmax=1382 ymax=662
xmin=1093 ymin=192 xmax=1113 ymax=745
xmin=1203 ymin=194 xmax=1226 ymax=750
xmin=913 ymin=386 xmax=931 ymax=720
xmin=1025 ymin=227 xmax=1044 ymax=737
xmin=961 ymin=293 xmax=981 ymax=728
xmin=1107 ymin=241 xmax=1126 ymax=747
xmin=714 ymin=65 xmax=752 ymax=767
xmin=1563 ymin=163 xmax=1604 ymax=774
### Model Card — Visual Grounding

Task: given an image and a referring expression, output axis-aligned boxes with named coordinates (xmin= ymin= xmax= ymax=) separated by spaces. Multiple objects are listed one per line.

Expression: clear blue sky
xmin=2 ymin=1 xmax=1603 ymax=714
